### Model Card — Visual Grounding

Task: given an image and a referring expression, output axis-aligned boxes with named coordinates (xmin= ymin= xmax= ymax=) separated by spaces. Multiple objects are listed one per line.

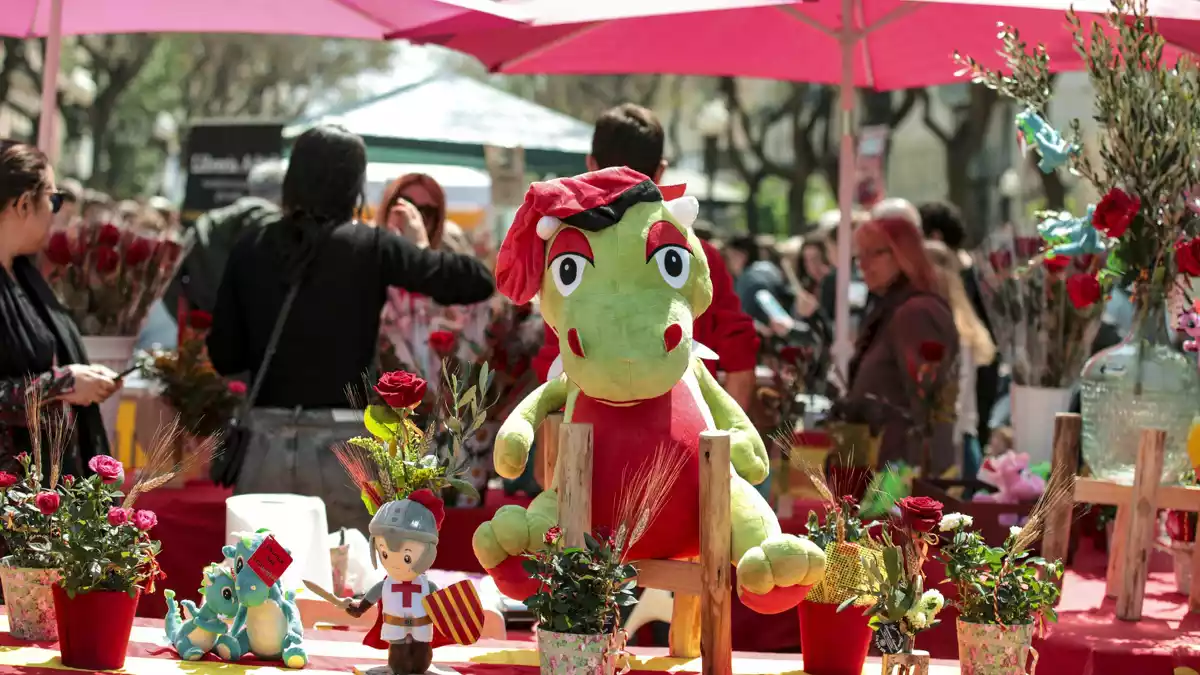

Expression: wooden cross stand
xmin=539 ymin=415 xmax=734 ymax=675
xmin=1041 ymin=413 xmax=1200 ymax=620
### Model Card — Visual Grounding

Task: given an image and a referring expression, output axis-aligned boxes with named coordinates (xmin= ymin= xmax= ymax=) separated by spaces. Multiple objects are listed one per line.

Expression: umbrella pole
xmin=832 ymin=0 xmax=858 ymax=384
xmin=36 ymin=0 xmax=64 ymax=163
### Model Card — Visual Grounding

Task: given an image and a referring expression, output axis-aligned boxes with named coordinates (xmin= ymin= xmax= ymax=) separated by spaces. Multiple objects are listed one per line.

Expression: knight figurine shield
xmin=422 ymin=580 xmax=484 ymax=645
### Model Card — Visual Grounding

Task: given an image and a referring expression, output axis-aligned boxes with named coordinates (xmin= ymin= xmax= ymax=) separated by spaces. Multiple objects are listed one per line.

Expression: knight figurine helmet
xmin=368 ymin=489 xmax=445 ymax=572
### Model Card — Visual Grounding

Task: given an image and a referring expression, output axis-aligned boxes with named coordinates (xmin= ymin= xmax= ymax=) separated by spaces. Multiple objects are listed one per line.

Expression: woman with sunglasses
xmin=0 ymin=140 xmax=120 ymax=474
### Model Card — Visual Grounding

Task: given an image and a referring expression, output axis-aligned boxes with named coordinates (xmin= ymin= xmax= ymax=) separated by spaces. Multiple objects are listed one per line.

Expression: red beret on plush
xmin=495 ymin=166 xmax=686 ymax=305
xmin=406 ymin=488 xmax=445 ymax=531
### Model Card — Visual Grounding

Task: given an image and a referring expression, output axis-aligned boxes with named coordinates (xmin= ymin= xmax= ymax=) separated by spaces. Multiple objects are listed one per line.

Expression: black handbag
xmin=210 ymin=280 xmax=302 ymax=488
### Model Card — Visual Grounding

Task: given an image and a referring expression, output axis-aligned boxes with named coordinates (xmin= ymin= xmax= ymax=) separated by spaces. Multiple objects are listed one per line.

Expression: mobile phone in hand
xmin=115 ymin=364 xmax=142 ymax=380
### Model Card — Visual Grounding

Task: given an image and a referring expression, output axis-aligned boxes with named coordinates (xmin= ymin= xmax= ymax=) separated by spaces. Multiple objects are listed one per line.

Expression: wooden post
xmin=1116 ymin=428 xmax=1166 ymax=621
xmin=699 ymin=431 xmax=733 ymax=675
xmin=556 ymin=423 xmax=593 ymax=549
xmin=1105 ymin=506 xmax=1130 ymax=599
xmin=537 ymin=413 xmax=563 ymax=490
xmin=668 ymin=592 xmax=702 ymax=659
xmin=1041 ymin=414 xmax=1081 ymax=570
xmin=881 ymin=651 xmax=930 ymax=675
xmin=1190 ymin=537 xmax=1200 ymax=613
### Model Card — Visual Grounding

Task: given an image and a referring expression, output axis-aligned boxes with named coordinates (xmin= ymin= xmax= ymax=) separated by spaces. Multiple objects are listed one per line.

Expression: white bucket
xmin=81 ymin=335 xmax=138 ymax=445
xmin=1010 ymin=385 xmax=1072 ymax=465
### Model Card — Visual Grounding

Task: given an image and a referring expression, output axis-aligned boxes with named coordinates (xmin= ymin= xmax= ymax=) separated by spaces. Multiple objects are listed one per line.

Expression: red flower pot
xmin=799 ymin=601 xmax=872 ymax=675
xmin=51 ymin=584 xmax=139 ymax=671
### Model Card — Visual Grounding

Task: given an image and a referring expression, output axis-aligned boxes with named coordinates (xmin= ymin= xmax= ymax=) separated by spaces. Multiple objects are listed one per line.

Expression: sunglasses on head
xmin=401 ymin=196 xmax=438 ymax=221
xmin=48 ymin=190 xmax=67 ymax=214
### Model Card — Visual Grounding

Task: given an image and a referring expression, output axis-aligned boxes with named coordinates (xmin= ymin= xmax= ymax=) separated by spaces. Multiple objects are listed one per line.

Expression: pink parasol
xmin=430 ymin=0 xmax=1200 ymax=372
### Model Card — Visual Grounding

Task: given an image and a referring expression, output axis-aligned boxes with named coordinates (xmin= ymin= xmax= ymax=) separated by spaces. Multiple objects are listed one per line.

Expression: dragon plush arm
xmin=693 ymin=360 xmax=769 ymax=484
xmin=494 ymin=376 xmax=570 ymax=479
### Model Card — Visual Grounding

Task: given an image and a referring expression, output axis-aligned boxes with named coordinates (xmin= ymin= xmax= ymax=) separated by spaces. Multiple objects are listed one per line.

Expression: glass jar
xmin=1080 ymin=299 xmax=1200 ymax=484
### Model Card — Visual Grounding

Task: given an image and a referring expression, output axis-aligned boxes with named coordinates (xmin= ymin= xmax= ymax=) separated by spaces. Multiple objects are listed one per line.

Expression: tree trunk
xmin=946 ymin=139 xmax=974 ymax=223
xmin=1036 ymin=160 xmax=1068 ymax=211
xmin=788 ymin=170 xmax=810 ymax=235
xmin=745 ymin=173 xmax=763 ymax=235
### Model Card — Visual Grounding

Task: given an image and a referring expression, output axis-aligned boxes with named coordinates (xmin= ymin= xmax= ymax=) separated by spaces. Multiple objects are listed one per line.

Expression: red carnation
xmin=428 ymin=330 xmax=457 ymax=357
xmin=1092 ymin=187 xmax=1140 ymax=238
xmin=918 ymin=341 xmax=946 ymax=363
xmin=1066 ymin=273 xmax=1102 ymax=309
xmin=374 ymin=370 xmax=427 ymax=410
xmin=124 ymin=237 xmax=154 ymax=267
xmin=45 ymin=231 xmax=72 ymax=265
xmin=188 ymin=310 xmax=213 ymax=331
xmin=94 ymin=246 xmax=120 ymax=274
xmin=1177 ymin=238 xmax=1200 ymax=277
xmin=897 ymin=495 xmax=943 ymax=533
xmin=97 ymin=222 xmax=121 ymax=247
xmin=406 ymin=488 xmax=445 ymax=530
xmin=1043 ymin=255 xmax=1069 ymax=274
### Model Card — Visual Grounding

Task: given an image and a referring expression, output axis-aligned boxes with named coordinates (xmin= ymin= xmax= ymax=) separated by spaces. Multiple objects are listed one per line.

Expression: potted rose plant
xmin=523 ymin=527 xmax=637 ymax=675
xmin=51 ymin=453 xmax=169 ymax=670
xmin=800 ymin=494 xmax=882 ymax=675
xmin=0 ymin=390 xmax=73 ymax=640
xmin=939 ymin=514 xmax=1063 ymax=675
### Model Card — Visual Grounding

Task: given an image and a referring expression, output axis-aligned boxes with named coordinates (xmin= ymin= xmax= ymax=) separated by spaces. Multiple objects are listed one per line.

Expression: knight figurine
xmin=347 ymin=489 xmax=444 ymax=675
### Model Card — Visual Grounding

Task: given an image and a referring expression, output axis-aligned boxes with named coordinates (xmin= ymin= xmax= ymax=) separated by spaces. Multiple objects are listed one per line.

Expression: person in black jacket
xmin=0 ymin=140 xmax=119 ymax=476
xmin=207 ymin=125 xmax=494 ymax=532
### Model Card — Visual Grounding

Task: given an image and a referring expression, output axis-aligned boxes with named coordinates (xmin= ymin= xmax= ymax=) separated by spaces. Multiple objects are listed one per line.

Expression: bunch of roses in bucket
xmin=841 ymin=496 xmax=946 ymax=654
xmin=53 ymin=455 xmax=164 ymax=597
xmin=40 ymin=220 xmax=190 ymax=336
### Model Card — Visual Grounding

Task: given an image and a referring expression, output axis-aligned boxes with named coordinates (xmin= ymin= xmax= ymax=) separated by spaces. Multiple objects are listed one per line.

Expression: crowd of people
xmin=1 ymin=101 xmax=1137 ymax=525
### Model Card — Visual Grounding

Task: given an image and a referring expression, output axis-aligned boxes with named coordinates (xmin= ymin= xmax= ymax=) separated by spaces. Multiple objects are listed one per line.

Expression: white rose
xmin=1009 ymin=525 xmax=1023 ymax=539
xmin=920 ymin=589 xmax=945 ymax=615
xmin=938 ymin=513 xmax=974 ymax=532
xmin=905 ymin=609 xmax=928 ymax=630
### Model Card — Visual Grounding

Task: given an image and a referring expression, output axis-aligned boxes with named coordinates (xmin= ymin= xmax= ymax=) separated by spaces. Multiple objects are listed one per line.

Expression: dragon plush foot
xmin=473 ymin=490 xmax=558 ymax=600
xmin=736 ymin=534 xmax=826 ymax=614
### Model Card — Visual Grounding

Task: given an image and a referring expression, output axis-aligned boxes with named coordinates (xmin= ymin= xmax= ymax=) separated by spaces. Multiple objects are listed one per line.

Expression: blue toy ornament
xmin=163 ymin=564 xmax=241 ymax=661
xmin=1016 ymin=109 xmax=1077 ymax=174
xmin=1038 ymin=206 xmax=1106 ymax=258
xmin=216 ymin=530 xmax=308 ymax=669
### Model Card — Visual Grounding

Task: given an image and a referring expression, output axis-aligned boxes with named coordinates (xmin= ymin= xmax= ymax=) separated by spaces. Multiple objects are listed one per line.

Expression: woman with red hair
xmin=845 ymin=216 xmax=959 ymax=475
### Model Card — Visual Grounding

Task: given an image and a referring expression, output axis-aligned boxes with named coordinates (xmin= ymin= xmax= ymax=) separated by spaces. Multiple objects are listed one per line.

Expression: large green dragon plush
xmin=215 ymin=530 xmax=308 ymax=668
xmin=473 ymin=167 xmax=826 ymax=614
xmin=163 ymin=563 xmax=240 ymax=660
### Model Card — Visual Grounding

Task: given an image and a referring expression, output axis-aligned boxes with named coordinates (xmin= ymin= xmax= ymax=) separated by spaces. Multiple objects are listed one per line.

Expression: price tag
xmin=247 ymin=535 xmax=293 ymax=586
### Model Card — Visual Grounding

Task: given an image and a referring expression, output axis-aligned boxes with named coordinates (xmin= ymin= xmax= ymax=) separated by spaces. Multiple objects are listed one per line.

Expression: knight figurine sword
xmin=303 ymin=580 xmax=351 ymax=609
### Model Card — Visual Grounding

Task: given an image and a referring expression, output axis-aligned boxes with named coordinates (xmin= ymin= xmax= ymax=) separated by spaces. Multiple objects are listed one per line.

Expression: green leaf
xmin=365 ymin=405 xmax=404 ymax=441
xmin=446 ymin=478 xmax=480 ymax=502
xmin=458 ymin=386 xmax=477 ymax=408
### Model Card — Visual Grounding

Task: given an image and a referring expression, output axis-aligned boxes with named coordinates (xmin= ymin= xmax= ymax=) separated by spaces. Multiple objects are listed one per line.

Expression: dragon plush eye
xmin=551 ymin=254 xmax=588 ymax=297
xmin=222 ymin=587 xmax=233 ymax=600
xmin=235 ymin=557 xmax=244 ymax=573
xmin=652 ymin=246 xmax=690 ymax=289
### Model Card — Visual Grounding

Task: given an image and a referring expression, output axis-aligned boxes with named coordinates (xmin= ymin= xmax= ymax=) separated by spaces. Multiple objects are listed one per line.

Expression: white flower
xmin=905 ymin=608 xmax=929 ymax=630
xmin=938 ymin=513 xmax=974 ymax=532
xmin=919 ymin=589 xmax=945 ymax=616
xmin=1009 ymin=525 xmax=1023 ymax=539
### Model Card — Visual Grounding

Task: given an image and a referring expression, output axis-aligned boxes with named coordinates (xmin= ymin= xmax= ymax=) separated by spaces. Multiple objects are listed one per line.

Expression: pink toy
xmin=973 ymin=451 xmax=1046 ymax=526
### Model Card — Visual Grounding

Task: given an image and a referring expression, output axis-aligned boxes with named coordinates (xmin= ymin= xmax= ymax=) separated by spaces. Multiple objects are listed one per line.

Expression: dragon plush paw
xmin=472 ymin=491 xmax=558 ymax=599
xmin=736 ymin=534 xmax=826 ymax=614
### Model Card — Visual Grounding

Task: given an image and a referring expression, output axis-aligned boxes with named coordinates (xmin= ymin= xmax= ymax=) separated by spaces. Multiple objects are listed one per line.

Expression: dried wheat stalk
xmin=612 ymin=443 xmax=689 ymax=559
xmin=123 ymin=416 xmax=215 ymax=508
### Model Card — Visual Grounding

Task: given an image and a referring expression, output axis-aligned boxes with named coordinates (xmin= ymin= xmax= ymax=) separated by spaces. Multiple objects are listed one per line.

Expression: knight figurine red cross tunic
xmin=380 ymin=575 xmax=433 ymax=643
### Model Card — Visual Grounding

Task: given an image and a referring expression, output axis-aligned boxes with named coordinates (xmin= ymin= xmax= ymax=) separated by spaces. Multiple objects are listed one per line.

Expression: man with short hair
xmin=530 ymin=104 xmax=760 ymax=409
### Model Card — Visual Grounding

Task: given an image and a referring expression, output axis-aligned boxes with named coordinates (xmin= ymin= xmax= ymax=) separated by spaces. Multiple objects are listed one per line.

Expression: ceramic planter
xmin=0 ymin=558 xmax=59 ymax=641
xmin=1169 ymin=539 xmax=1194 ymax=595
xmin=52 ymin=585 xmax=140 ymax=671
xmin=956 ymin=619 xmax=1036 ymax=675
xmin=799 ymin=601 xmax=872 ymax=675
xmin=537 ymin=628 xmax=618 ymax=675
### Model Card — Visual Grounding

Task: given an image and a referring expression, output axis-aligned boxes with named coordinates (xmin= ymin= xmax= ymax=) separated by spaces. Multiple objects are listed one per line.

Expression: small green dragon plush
xmin=474 ymin=168 xmax=826 ymax=614
xmin=163 ymin=563 xmax=240 ymax=660
xmin=215 ymin=530 xmax=308 ymax=668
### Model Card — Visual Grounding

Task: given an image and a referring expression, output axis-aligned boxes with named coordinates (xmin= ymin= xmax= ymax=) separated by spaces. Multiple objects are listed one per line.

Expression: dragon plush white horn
xmin=665 ymin=196 xmax=699 ymax=229
xmin=536 ymin=215 xmax=562 ymax=240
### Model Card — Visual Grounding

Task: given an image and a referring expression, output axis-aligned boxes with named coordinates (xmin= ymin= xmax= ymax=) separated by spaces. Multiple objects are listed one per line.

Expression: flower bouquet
xmin=940 ymin=507 xmax=1064 ymax=675
xmin=41 ymin=221 xmax=190 ymax=337
xmin=840 ymin=496 xmax=946 ymax=656
xmin=0 ymin=391 xmax=72 ymax=640
xmin=957 ymin=0 xmax=1200 ymax=483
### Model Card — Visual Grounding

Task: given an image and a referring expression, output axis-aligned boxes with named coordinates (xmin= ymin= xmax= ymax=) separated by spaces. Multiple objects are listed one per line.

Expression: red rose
xmin=97 ymin=222 xmax=121 ymax=247
xmin=593 ymin=525 xmax=614 ymax=544
xmin=1043 ymin=255 xmax=1069 ymax=274
xmin=987 ymin=250 xmax=1012 ymax=272
xmin=107 ymin=506 xmax=129 ymax=526
xmin=63 ymin=474 xmax=74 ymax=485
xmin=189 ymin=310 xmax=213 ymax=331
xmin=45 ymin=231 xmax=73 ymax=265
xmin=544 ymin=526 xmax=562 ymax=545
xmin=15 ymin=452 xmax=29 ymax=464
xmin=0 ymin=471 xmax=17 ymax=489
xmin=94 ymin=245 xmax=120 ymax=274
xmin=34 ymin=491 xmax=60 ymax=516
xmin=158 ymin=240 xmax=183 ymax=266
xmin=1177 ymin=238 xmax=1200 ymax=277
xmin=1066 ymin=273 xmax=1102 ymax=309
xmin=124 ymin=237 xmax=154 ymax=267
xmin=897 ymin=496 xmax=943 ymax=533
xmin=227 ymin=380 xmax=247 ymax=396
xmin=779 ymin=346 xmax=804 ymax=363
xmin=1092 ymin=187 xmax=1140 ymax=238
xmin=918 ymin=341 xmax=946 ymax=363
xmin=428 ymin=330 xmax=457 ymax=357
xmin=1014 ymin=236 xmax=1044 ymax=258
xmin=132 ymin=509 xmax=157 ymax=531
xmin=87 ymin=455 xmax=125 ymax=484
xmin=374 ymin=370 xmax=427 ymax=410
